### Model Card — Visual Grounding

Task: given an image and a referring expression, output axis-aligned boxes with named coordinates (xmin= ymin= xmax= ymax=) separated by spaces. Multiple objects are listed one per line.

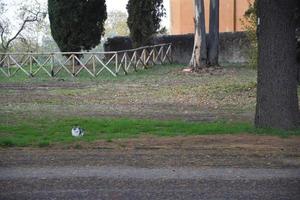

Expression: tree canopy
xmin=126 ymin=0 xmax=165 ymax=47
xmin=48 ymin=0 xmax=107 ymax=53
xmin=105 ymin=11 xmax=129 ymax=38
xmin=0 ymin=1 xmax=46 ymax=53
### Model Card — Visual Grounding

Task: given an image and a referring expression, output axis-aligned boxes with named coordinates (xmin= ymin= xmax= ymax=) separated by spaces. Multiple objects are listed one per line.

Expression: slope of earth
xmin=0 ymin=64 xmax=257 ymax=122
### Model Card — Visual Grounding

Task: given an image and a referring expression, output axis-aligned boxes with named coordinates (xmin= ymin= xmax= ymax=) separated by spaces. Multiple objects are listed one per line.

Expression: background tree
xmin=127 ymin=0 xmax=165 ymax=47
xmin=105 ymin=11 xmax=129 ymax=38
xmin=241 ymin=0 xmax=258 ymax=69
xmin=0 ymin=0 xmax=46 ymax=54
xmin=208 ymin=0 xmax=219 ymax=66
xmin=296 ymin=1 xmax=300 ymax=82
xmin=48 ymin=0 xmax=107 ymax=53
xmin=190 ymin=0 xmax=220 ymax=70
xmin=189 ymin=0 xmax=207 ymax=69
xmin=255 ymin=0 xmax=299 ymax=130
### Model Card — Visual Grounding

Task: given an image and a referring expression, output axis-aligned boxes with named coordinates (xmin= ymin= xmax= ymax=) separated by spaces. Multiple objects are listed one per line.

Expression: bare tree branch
xmin=5 ymin=11 xmax=45 ymax=49
xmin=0 ymin=23 xmax=6 ymax=50
xmin=0 ymin=1 xmax=46 ymax=52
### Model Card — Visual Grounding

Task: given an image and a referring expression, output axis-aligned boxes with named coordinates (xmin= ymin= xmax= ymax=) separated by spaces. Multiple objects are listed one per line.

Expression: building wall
xmin=170 ymin=0 xmax=252 ymax=34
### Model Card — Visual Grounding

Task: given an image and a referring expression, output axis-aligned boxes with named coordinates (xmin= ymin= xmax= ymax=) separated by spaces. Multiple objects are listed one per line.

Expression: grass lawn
xmin=1 ymin=64 xmax=299 ymax=148
xmin=0 ymin=64 xmax=257 ymax=119
xmin=1 ymin=117 xmax=299 ymax=147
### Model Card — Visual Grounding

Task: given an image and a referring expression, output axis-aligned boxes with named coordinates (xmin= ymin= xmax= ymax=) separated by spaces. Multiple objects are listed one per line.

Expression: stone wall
xmin=104 ymin=32 xmax=251 ymax=65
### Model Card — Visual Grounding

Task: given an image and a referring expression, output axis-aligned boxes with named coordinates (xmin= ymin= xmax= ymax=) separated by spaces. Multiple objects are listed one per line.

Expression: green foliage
xmin=0 ymin=1 xmax=47 ymax=53
xmin=242 ymin=1 xmax=299 ymax=66
xmin=105 ymin=11 xmax=129 ymax=37
xmin=241 ymin=0 xmax=258 ymax=69
xmin=126 ymin=0 xmax=165 ymax=47
xmin=48 ymin=0 xmax=107 ymax=53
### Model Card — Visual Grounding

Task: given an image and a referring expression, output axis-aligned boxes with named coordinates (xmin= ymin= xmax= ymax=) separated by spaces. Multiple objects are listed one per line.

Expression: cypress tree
xmin=126 ymin=0 xmax=165 ymax=47
xmin=48 ymin=0 xmax=107 ymax=53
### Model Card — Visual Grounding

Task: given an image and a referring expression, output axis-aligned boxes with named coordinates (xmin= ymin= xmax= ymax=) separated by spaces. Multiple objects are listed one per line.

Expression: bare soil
xmin=1 ymin=135 xmax=299 ymax=168
xmin=1 ymin=66 xmax=299 ymax=168
xmin=0 ymin=66 xmax=257 ymax=122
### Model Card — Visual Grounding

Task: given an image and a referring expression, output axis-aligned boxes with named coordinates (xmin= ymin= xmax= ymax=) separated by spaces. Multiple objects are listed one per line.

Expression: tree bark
xmin=297 ymin=1 xmax=300 ymax=84
xmin=189 ymin=0 xmax=207 ymax=69
xmin=255 ymin=0 xmax=299 ymax=130
xmin=208 ymin=0 xmax=219 ymax=66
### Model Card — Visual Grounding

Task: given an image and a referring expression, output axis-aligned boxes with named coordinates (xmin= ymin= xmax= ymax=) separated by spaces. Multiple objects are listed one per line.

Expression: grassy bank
xmin=0 ymin=117 xmax=299 ymax=147
xmin=0 ymin=64 xmax=258 ymax=123
xmin=1 ymin=64 xmax=299 ymax=148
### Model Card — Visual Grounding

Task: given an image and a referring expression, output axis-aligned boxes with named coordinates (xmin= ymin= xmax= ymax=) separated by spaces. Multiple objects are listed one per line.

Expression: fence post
xmin=51 ymin=54 xmax=54 ymax=77
xmin=29 ymin=55 xmax=33 ymax=77
xmin=144 ymin=49 xmax=147 ymax=68
xmin=124 ymin=52 xmax=127 ymax=71
xmin=170 ymin=44 xmax=173 ymax=63
xmin=161 ymin=46 xmax=164 ymax=64
xmin=72 ymin=54 xmax=75 ymax=76
xmin=92 ymin=55 xmax=96 ymax=76
xmin=2 ymin=43 xmax=172 ymax=79
xmin=133 ymin=51 xmax=137 ymax=72
xmin=153 ymin=47 xmax=156 ymax=64
xmin=7 ymin=55 xmax=10 ymax=77
xmin=115 ymin=52 xmax=118 ymax=74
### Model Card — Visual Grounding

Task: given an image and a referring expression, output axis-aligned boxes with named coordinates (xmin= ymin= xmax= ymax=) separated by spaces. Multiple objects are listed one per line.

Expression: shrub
xmin=126 ymin=0 xmax=165 ymax=47
xmin=241 ymin=0 xmax=257 ymax=69
xmin=48 ymin=0 xmax=107 ymax=53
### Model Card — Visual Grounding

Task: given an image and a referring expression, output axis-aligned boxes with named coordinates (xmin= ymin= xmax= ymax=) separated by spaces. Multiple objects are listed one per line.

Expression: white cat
xmin=71 ymin=127 xmax=84 ymax=137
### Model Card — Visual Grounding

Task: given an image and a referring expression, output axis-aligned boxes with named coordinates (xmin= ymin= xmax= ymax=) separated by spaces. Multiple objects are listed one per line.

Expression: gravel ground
xmin=0 ymin=167 xmax=299 ymax=200
xmin=1 ymin=135 xmax=300 ymax=200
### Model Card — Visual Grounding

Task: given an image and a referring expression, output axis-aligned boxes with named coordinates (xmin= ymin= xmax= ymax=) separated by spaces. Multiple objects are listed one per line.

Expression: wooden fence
xmin=0 ymin=43 xmax=173 ymax=78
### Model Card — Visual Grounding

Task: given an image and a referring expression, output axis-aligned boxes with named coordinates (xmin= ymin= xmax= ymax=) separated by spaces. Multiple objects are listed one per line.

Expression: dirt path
xmin=2 ymin=166 xmax=299 ymax=180
xmin=1 ymin=135 xmax=300 ymax=200
xmin=1 ymin=167 xmax=299 ymax=200
xmin=1 ymin=135 xmax=299 ymax=168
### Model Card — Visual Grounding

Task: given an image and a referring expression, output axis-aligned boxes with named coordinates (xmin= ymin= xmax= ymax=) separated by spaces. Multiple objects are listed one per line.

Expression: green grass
xmin=0 ymin=64 xmax=298 ymax=148
xmin=0 ymin=63 xmax=182 ymax=84
xmin=0 ymin=117 xmax=299 ymax=147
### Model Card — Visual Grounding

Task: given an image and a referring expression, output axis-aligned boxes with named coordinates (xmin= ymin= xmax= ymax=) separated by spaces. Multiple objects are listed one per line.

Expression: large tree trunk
xmin=297 ymin=1 xmax=300 ymax=84
xmin=208 ymin=0 xmax=219 ymax=66
xmin=255 ymin=0 xmax=299 ymax=130
xmin=189 ymin=0 xmax=207 ymax=69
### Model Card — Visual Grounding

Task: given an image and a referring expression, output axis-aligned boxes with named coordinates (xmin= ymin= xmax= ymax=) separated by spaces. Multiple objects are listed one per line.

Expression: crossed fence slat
xmin=31 ymin=55 xmax=52 ymax=77
xmin=0 ymin=43 xmax=173 ymax=78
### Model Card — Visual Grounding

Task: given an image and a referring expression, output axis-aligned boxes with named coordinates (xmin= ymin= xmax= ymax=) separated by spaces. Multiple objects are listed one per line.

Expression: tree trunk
xmin=297 ymin=2 xmax=300 ymax=84
xmin=255 ymin=0 xmax=299 ymax=130
xmin=208 ymin=0 xmax=219 ymax=66
xmin=189 ymin=0 xmax=207 ymax=69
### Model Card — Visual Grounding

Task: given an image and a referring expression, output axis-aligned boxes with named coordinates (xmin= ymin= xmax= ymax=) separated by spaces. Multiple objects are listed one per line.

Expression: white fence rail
xmin=0 ymin=43 xmax=173 ymax=78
